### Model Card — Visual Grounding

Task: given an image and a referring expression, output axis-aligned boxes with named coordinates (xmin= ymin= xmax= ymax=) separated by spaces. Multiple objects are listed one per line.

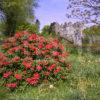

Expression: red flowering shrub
xmin=0 ymin=31 xmax=72 ymax=90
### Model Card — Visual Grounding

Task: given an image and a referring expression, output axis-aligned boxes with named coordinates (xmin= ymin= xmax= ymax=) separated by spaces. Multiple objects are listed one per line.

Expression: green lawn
xmin=0 ymin=53 xmax=100 ymax=100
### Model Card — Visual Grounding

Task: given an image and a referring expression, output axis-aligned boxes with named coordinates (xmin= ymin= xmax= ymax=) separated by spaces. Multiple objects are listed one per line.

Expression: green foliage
xmin=41 ymin=24 xmax=56 ymax=37
xmin=41 ymin=25 xmax=50 ymax=35
xmin=83 ymin=25 xmax=100 ymax=35
xmin=0 ymin=33 xmax=6 ymax=41
xmin=83 ymin=25 xmax=100 ymax=53
xmin=0 ymin=86 xmax=9 ymax=100
xmin=16 ymin=22 xmax=39 ymax=33
xmin=0 ymin=0 xmax=38 ymax=36
xmin=0 ymin=22 xmax=6 ymax=32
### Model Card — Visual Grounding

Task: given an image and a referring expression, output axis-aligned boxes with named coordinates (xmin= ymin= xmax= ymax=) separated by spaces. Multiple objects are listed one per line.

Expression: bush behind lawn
xmin=0 ymin=31 xmax=71 ymax=91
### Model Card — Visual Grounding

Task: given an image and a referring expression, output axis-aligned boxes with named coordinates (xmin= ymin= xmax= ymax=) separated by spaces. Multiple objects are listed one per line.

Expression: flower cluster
xmin=0 ymin=31 xmax=72 ymax=89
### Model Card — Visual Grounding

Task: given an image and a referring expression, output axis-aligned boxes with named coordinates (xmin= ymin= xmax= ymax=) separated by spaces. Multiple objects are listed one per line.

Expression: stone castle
xmin=50 ymin=22 xmax=84 ymax=47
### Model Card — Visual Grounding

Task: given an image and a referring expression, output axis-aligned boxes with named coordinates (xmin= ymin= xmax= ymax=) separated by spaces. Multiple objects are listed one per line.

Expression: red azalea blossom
xmin=26 ymin=78 xmax=38 ymax=85
xmin=11 ymin=46 xmax=21 ymax=52
xmin=14 ymin=74 xmax=22 ymax=80
xmin=15 ymin=32 xmax=22 ymax=39
xmin=26 ymin=73 xmax=40 ymax=86
xmin=28 ymin=44 xmax=35 ymax=51
xmin=3 ymin=71 xmax=12 ymax=78
xmin=0 ymin=52 xmax=7 ymax=60
xmin=6 ymin=83 xmax=17 ymax=88
xmin=41 ymin=50 xmax=49 ymax=55
xmin=22 ymin=50 xmax=30 ymax=56
xmin=52 ymin=39 xmax=59 ymax=47
xmin=53 ymin=67 xmax=61 ymax=74
xmin=33 ymin=73 xmax=40 ymax=80
xmin=3 ymin=61 xmax=11 ymax=66
xmin=29 ymin=79 xmax=38 ymax=85
xmin=28 ymin=34 xmax=38 ymax=41
xmin=36 ymin=65 xmax=42 ymax=71
xmin=23 ymin=41 xmax=29 ymax=47
xmin=38 ymin=43 xmax=43 ymax=49
xmin=52 ymin=51 xmax=60 ymax=56
xmin=22 ymin=60 xmax=32 ymax=69
xmin=34 ymin=48 xmax=39 ymax=55
xmin=12 ymin=57 xmax=20 ymax=62
xmin=45 ymin=44 xmax=53 ymax=49
xmin=48 ymin=64 xmax=56 ymax=71
xmin=0 ymin=52 xmax=8 ymax=66
xmin=7 ymin=49 xmax=14 ymax=54
xmin=2 ymin=43 xmax=11 ymax=49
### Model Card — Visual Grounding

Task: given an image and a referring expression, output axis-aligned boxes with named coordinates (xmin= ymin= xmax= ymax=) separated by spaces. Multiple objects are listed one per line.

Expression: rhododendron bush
xmin=0 ymin=31 xmax=71 ymax=90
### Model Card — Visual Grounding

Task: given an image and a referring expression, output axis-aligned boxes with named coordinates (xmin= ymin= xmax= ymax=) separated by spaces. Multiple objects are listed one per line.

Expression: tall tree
xmin=0 ymin=0 xmax=38 ymax=36
xmin=66 ymin=0 xmax=100 ymax=24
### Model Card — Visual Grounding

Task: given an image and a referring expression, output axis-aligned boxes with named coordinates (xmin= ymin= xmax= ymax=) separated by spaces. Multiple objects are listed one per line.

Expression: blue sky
xmin=35 ymin=0 xmax=69 ymax=29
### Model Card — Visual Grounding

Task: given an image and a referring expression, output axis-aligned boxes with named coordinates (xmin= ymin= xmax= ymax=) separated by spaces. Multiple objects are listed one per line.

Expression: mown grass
xmin=0 ymin=52 xmax=100 ymax=100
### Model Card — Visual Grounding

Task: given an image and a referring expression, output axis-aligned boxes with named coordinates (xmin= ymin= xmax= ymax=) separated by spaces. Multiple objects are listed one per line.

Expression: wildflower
xmin=49 ymin=85 xmax=54 ymax=89
xmin=66 ymin=63 xmax=72 ymax=70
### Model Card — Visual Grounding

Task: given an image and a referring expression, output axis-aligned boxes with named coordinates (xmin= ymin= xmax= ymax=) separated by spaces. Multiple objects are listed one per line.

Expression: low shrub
xmin=0 ymin=31 xmax=71 ymax=90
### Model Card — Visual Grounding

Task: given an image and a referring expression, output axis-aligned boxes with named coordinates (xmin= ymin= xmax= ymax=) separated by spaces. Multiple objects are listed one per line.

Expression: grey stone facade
xmin=50 ymin=22 xmax=84 ymax=47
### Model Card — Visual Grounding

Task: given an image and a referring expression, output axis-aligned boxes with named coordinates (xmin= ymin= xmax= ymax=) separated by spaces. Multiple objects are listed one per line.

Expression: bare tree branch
xmin=66 ymin=0 xmax=100 ymax=24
